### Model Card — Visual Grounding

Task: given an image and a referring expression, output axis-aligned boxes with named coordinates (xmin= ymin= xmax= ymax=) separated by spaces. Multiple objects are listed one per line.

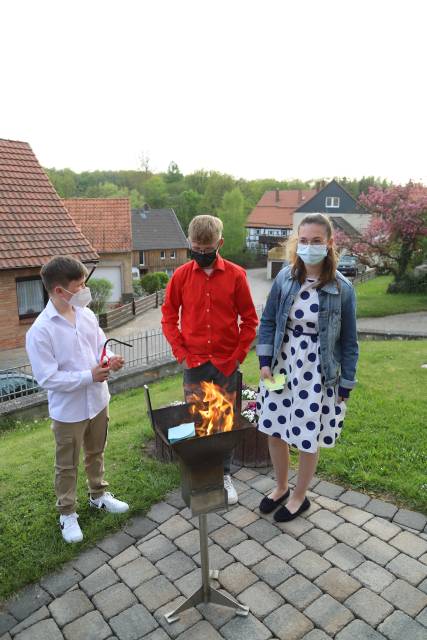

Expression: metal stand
xmin=165 ymin=514 xmax=249 ymax=623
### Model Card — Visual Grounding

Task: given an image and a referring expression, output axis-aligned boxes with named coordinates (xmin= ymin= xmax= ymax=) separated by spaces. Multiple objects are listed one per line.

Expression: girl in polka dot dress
xmin=256 ymin=213 xmax=358 ymax=522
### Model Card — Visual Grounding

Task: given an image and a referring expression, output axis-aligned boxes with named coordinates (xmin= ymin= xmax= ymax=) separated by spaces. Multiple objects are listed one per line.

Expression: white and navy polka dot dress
xmin=257 ymin=278 xmax=347 ymax=453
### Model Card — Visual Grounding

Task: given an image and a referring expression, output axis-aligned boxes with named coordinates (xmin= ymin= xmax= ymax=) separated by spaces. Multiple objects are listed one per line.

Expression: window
xmin=325 ymin=196 xmax=340 ymax=208
xmin=139 ymin=251 xmax=145 ymax=266
xmin=160 ymin=250 xmax=165 ymax=260
xmin=16 ymin=277 xmax=46 ymax=319
xmin=170 ymin=251 xmax=176 ymax=259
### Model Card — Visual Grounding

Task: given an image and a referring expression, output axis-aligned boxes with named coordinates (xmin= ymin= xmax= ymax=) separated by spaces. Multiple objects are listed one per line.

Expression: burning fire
xmin=189 ymin=381 xmax=235 ymax=437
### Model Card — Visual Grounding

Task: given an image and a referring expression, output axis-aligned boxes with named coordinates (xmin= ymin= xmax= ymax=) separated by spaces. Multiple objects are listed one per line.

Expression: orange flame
xmin=189 ymin=381 xmax=235 ymax=437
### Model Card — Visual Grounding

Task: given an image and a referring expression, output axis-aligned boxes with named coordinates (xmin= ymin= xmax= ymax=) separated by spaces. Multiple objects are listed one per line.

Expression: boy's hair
xmin=40 ymin=255 xmax=88 ymax=292
xmin=188 ymin=215 xmax=223 ymax=245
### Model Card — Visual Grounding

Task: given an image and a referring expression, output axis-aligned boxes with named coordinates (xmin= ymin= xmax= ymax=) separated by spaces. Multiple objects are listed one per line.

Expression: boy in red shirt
xmin=161 ymin=215 xmax=258 ymax=503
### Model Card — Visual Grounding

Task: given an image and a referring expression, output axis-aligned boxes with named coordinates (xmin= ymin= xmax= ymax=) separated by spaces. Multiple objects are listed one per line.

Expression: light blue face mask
xmin=297 ymin=243 xmax=328 ymax=265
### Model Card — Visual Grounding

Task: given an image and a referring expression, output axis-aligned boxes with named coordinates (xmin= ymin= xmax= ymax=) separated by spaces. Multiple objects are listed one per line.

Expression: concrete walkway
xmin=2 ymin=468 xmax=427 ymax=640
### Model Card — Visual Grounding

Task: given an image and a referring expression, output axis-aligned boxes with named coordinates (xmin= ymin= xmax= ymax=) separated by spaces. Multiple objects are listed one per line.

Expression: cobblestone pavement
xmin=2 ymin=468 xmax=427 ymax=640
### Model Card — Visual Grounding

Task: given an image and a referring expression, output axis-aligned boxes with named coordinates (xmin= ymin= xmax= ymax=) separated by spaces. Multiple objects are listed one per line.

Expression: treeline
xmin=46 ymin=163 xmax=389 ymax=262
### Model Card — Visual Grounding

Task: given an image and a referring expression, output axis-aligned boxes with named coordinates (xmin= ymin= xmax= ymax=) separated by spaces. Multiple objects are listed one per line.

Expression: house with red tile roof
xmin=0 ymin=139 xmax=98 ymax=351
xmin=246 ymin=188 xmax=317 ymax=254
xmin=63 ymin=198 xmax=133 ymax=303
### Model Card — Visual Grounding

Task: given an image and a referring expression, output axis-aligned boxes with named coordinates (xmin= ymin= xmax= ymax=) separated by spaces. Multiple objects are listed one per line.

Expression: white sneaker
xmin=90 ymin=492 xmax=129 ymax=513
xmin=224 ymin=475 xmax=238 ymax=505
xmin=59 ymin=512 xmax=83 ymax=543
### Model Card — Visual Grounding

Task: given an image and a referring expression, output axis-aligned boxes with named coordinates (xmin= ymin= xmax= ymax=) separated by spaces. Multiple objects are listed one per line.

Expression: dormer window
xmin=325 ymin=196 xmax=340 ymax=208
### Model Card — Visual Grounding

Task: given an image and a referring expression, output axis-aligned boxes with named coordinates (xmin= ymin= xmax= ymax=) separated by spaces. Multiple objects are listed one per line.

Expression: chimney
xmin=275 ymin=188 xmax=280 ymax=203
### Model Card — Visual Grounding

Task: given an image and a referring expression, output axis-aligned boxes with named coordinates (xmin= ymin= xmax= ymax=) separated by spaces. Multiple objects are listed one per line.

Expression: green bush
xmin=141 ymin=272 xmax=169 ymax=294
xmin=387 ymin=273 xmax=427 ymax=294
xmin=157 ymin=272 xmax=169 ymax=289
xmin=88 ymin=278 xmax=113 ymax=314
xmin=132 ymin=278 xmax=143 ymax=297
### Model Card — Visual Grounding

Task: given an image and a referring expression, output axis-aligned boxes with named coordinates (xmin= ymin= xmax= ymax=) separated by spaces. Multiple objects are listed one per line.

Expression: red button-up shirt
xmin=161 ymin=255 xmax=258 ymax=376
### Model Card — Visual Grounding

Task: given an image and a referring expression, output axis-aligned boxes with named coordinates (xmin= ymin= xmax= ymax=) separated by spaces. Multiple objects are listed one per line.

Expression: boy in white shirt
xmin=26 ymin=256 xmax=129 ymax=543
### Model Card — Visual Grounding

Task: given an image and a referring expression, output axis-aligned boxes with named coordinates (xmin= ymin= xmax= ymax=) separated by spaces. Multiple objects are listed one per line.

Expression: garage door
xmin=92 ymin=266 xmax=122 ymax=302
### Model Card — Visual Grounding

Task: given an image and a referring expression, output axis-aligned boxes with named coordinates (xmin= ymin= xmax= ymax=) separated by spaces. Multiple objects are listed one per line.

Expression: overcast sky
xmin=1 ymin=0 xmax=425 ymax=183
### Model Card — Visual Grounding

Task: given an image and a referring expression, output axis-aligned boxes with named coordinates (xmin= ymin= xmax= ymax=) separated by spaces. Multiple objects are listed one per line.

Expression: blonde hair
xmin=286 ymin=213 xmax=339 ymax=288
xmin=188 ymin=215 xmax=223 ymax=244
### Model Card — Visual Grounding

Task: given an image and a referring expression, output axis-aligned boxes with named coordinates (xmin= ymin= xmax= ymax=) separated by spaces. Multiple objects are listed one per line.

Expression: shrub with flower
xmin=241 ymin=385 xmax=258 ymax=423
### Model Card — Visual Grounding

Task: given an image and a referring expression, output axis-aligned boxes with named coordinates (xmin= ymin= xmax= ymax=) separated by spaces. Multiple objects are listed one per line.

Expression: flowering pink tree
xmin=336 ymin=182 xmax=427 ymax=281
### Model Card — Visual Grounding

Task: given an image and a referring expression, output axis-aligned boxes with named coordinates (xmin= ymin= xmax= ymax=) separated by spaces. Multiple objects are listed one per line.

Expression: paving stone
xmin=314 ymin=481 xmax=345 ymax=500
xmin=158 ymin=515 xmax=193 ymax=540
xmin=315 ymin=496 xmax=344 ymax=512
xmin=344 ymin=587 xmax=393 ymax=627
xmin=97 ymin=532 xmax=135 ymax=556
xmin=9 ymin=606 xmax=49 ymax=636
xmin=244 ymin=518 xmax=281 ymax=544
xmin=264 ymin=604 xmax=314 ymax=640
xmin=190 ymin=512 xmax=227 ymax=533
xmin=307 ymin=474 xmax=321 ymax=490
xmin=39 ymin=565 xmax=81 ymax=598
xmin=92 ymin=583 xmax=137 ymax=619
xmin=154 ymin=596 xmax=203 ymax=639
xmin=110 ymin=603 xmax=158 ymax=639
xmin=415 ymin=606 xmax=427 ymax=627
xmin=233 ymin=468 xmax=259 ymax=481
xmin=164 ymin=489 xmax=186 ymax=509
xmin=304 ymin=594 xmax=354 ymax=636
xmin=197 ymin=598 xmax=236 ymax=629
xmin=277 ymin=574 xmax=322 ymax=610
xmin=48 ymin=589 xmax=93 ymax=627
xmin=393 ymin=509 xmax=427 ymax=531
xmin=336 ymin=505 xmax=373 ymax=526
xmin=378 ymin=610 xmax=427 ymax=639
xmin=351 ymin=560 xmax=394 ymax=593
xmin=156 ymin=550 xmax=196 ymax=581
xmin=221 ymin=611 xmax=273 ymax=640
xmin=5 ymin=584 xmax=51 ymax=622
xmin=314 ymin=567 xmax=361 ymax=602
xmin=142 ymin=630 xmax=170 ymax=640
xmin=180 ymin=507 xmax=192 ymax=520
xmin=301 ymin=631 xmax=331 ymax=640
xmin=335 ymin=619 xmax=386 ymax=639
xmin=14 ymin=619 xmax=63 ymax=640
xmin=210 ymin=523 xmax=247 ymax=549
xmin=308 ymin=509 xmax=344 ymax=532
xmin=175 ymin=568 xmax=204 ymax=598
xmin=362 ymin=517 xmax=401 ymax=542
xmin=330 ymin=521 xmax=370 ymax=547
xmin=0 ymin=632 xmax=12 ymax=640
xmin=249 ymin=475 xmax=277 ymax=493
xmin=135 ymin=574 xmax=180 ymax=612
xmin=80 ymin=564 xmax=119 ymax=597
xmin=365 ymin=499 xmax=398 ymax=519
xmin=176 ymin=619 xmax=222 ymax=640
xmin=229 ymin=539 xmax=269 ymax=566
xmin=223 ymin=505 xmax=259 ymax=528
xmin=386 ymin=552 xmax=427 ymax=585
xmin=238 ymin=488 xmax=264 ymax=510
xmin=389 ymin=530 xmax=427 ymax=559
xmin=265 ymin=533 xmax=306 ymax=561
xmin=324 ymin=543 xmax=364 ymax=571
xmin=289 ymin=550 xmax=331 ymax=580
xmin=230 ymin=477 xmax=250 ymax=496
xmin=71 ymin=547 xmax=110 ymax=576
xmin=0 ymin=614 xmax=17 ymax=636
xmin=193 ymin=544 xmax=234 ymax=570
xmin=381 ymin=579 xmax=427 ymax=616
xmin=338 ymin=490 xmax=370 ymax=508
xmin=174 ymin=529 xmax=205 ymax=555
xmin=109 ymin=545 xmax=141 ymax=569
xmin=217 ymin=562 xmax=258 ymax=595
xmin=418 ymin=578 xmax=427 ymax=594
xmin=63 ymin=610 xmax=111 ymax=640
xmin=357 ymin=537 xmax=399 ymax=566
xmin=138 ymin=533 xmax=177 ymax=562
xmin=252 ymin=555 xmax=296 ymax=588
xmin=238 ymin=581 xmax=284 ymax=618
xmin=277 ymin=516 xmax=314 ymax=537
xmin=298 ymin=528 xmax=336 ymax=553
xmin=304 ymin=500 xmax=321 ymax=517
xmin=420 ymin=553 xmax=427 ymax=565
xmin=124 ymin=516 xmax=157 ymax=540
xmin=147 ymin=502 xmax=179 ymax=524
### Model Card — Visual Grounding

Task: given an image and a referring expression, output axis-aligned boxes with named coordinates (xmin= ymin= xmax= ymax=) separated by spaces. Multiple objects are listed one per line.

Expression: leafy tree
xmin=143 ymin=176 xmax=168 ymax=208
xmin=46 ymin=168 xmax=77 ymax=197
xmin=88 ymin=278 xmax=113 ymax=314
xmin=175 ymin=189 xmax=202 ymax=233
xmin=199 ymin=172 xmax=236 ymax=212
xmin=157 ymin=272 xmax=169 ymax=288
xmin=217 ymin=188 xmax=246 ymax=258
xmin=165 ymin=161 xmax=183 ymax=183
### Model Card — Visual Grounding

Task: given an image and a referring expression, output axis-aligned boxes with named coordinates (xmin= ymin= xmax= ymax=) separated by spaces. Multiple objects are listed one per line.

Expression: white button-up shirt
xmin=26 ymin=300 xmax=111 ymax=422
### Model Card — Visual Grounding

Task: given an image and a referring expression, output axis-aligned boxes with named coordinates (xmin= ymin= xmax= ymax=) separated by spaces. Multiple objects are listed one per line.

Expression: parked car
xmin=337 ymin=255 xmax=365 ymax=278
xmin=0 ymin=372 xmax=40 ymax=402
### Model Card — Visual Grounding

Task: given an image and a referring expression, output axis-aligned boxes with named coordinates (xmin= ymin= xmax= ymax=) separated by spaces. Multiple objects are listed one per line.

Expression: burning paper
xmin=168 ymin=422 xmax=196 ymax=443
xmin=189 ymin=381 xmax=235 ymax=437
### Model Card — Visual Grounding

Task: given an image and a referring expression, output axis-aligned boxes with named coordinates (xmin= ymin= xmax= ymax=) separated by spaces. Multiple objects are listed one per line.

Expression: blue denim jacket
xmin=256 ymin=266 xmax=359 ymax=388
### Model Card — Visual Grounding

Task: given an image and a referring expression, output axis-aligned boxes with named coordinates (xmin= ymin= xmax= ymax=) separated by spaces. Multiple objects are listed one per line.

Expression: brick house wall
xmin=0 ymin=268 xmax=43 ymax=350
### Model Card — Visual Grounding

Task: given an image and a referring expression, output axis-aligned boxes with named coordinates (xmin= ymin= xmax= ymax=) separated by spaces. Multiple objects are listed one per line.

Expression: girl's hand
xmin=260 ymin=366 xmax=275 ymax=382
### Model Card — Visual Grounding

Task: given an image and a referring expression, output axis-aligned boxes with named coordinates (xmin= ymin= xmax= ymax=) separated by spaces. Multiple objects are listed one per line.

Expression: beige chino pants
xmin=51 ymin=406 xmax=109 ymax=515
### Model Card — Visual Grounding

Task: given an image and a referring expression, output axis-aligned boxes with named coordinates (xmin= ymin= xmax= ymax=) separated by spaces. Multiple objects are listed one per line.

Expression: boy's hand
xmin=260 ymin=366 xmax=275 ymax=382
xmin=109 ymin=355 xmax=125 ymax=371
xmin=92 ymin=364 xmax=111 ymax=382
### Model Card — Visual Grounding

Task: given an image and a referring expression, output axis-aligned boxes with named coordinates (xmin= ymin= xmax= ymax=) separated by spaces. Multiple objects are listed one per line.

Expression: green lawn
xmin=355 ymin=275 xmax=427 ymax=317
xmin=1 ymin=342 xmax=427 ymax=600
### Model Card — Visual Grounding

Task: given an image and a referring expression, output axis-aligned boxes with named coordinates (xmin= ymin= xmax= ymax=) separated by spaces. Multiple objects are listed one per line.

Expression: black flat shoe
xmin=274 ymin=497 xmax=311 ymax=522
xmin=259 ymin=488 xmax=290 ymax=514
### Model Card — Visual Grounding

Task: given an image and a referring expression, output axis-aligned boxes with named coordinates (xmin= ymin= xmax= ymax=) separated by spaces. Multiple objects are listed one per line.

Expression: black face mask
xmin=189 ymin=248 xmax=218 ymax=268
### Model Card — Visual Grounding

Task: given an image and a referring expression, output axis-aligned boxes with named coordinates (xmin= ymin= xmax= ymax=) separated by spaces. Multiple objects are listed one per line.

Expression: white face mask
xmin=63 ymin=286 xmax=92 ymax=308
xmin=297 ymin=243 xmax=328 ymax=265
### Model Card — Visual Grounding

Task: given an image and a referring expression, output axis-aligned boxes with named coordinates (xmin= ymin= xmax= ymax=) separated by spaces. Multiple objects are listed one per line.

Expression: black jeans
xmin=183 ymin=361 xmax=238 ymax=475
